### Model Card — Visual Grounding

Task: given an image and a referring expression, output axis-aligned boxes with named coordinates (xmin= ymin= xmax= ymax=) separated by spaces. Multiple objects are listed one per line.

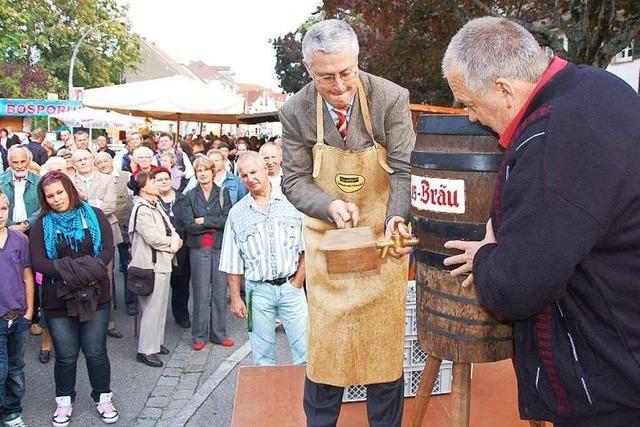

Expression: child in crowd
xmin=0 ymin=191 xmax=34 ymax=427
xmin=159 ymin=151 xmax=185 ymax=191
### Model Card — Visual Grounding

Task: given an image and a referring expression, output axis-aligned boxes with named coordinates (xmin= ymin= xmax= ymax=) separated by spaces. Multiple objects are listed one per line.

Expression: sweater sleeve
xmin=473 ymin=133 xmax=603 ymax=320
xmin=95 ymin=208 xmax=114 ymax=266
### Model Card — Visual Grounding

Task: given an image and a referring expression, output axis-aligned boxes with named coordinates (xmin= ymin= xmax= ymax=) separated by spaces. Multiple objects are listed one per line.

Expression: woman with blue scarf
xmin=29 ymin=172 xmax=118 ymax=427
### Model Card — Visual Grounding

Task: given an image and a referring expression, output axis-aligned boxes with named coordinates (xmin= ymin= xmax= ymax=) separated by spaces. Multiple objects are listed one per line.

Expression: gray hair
xmin=237 ymin=151 xmax=265 ymax=170
xmin=132 ymin=146 xmax=153 ymax=159
xmin=302 ymin=19 xmax=359 ymax=63
xmin=8 ymin=145 xmax=30 ymax=162
xmin=442 ymin=17 xmax=549 ymax=95
xmin=258 ymin=141 xmax=281 ymax=155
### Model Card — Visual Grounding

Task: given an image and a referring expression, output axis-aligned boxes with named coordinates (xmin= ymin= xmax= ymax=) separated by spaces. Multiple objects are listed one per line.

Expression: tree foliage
xmin=273 ymin=0 xmax=640 ymax=105
xmin=0 ymin=0 xmax=140 ymax=98
xmin=445 ymin=0 xmax=640 ymax=67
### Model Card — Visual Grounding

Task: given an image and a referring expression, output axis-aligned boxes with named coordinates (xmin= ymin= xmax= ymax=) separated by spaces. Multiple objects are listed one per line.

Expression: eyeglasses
xmin=313 ymin=64 xmax=358 ymax=85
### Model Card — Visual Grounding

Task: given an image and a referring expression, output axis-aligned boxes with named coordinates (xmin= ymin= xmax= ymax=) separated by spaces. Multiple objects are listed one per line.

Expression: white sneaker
xmin=96 ymin=392 xmax=119 ymax=424
xmin=52 ymin=396 xmax=72 ymax=427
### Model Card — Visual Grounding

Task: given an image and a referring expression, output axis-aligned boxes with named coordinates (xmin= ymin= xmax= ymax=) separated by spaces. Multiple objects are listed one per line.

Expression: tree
xmin=273 ymin=0 xmax=640 ymax=105
xmin=0 ymin=0 xmax=140 ymax=98
xmin=444 ymin=0 xmax=640 ymax=67
xmin=273 ymin=1 xmax=460 ymax=105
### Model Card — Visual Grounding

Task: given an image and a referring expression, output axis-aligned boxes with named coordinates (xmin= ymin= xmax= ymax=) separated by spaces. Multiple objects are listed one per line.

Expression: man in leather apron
xmin=279 ymin=19 xmax=415 ymax=427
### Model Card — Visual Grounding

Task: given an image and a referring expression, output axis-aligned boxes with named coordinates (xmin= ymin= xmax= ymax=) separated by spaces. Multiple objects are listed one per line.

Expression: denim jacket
xmin=0 ymin=170 xmax=40 ymax=226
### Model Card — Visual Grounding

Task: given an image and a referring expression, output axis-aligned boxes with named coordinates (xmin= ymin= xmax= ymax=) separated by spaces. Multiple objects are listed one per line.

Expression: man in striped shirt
xmin=219 ymin=152 xmax=307 ymax=366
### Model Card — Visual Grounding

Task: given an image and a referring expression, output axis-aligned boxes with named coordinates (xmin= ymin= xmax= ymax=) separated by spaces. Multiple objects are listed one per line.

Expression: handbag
xmin=126 ymin=205 xmax=159 ymax=296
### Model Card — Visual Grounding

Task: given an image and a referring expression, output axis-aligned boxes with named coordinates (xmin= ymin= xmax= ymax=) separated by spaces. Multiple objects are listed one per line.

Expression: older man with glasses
xmin=279 ymin=19 xmax=415 ymax=427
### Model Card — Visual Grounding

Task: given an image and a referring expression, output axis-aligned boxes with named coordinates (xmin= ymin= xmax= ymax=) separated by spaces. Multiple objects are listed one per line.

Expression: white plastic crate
xmin=406 ymin=280 xmax=416 ymax=305
xmin=343 ymin=361 xmax=453 ymax=402
xmin=403 ymin=338 xmax=428 ymax=367
xmin=405 ymin=305 xmax=418 ymax=337
xmin=342 ymin=282 xmax=453 ymax=403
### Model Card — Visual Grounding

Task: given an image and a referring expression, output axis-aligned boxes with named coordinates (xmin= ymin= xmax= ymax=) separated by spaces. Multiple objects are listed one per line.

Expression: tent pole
xmin=176 ymin=114 xmax=181 ymax=142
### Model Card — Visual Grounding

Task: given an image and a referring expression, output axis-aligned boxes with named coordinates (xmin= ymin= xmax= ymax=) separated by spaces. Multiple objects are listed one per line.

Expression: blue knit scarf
xmin=42 ymin=202 xmax=102 ymax=260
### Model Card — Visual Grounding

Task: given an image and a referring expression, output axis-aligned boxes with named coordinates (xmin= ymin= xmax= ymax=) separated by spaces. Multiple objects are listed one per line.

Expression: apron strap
xmin=314 ymin=94 xmax=325 ymax=179
xmin=356 ymin=79 xmax=394 ymax=174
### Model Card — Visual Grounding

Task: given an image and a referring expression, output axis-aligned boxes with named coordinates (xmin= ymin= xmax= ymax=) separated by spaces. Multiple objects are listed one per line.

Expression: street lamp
xmin=68 ymin=16 xmax=127 ymax=100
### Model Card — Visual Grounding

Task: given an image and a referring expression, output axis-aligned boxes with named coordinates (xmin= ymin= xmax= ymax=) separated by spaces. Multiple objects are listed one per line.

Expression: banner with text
xmin=0 ymin=99 xmax=82 ymax=117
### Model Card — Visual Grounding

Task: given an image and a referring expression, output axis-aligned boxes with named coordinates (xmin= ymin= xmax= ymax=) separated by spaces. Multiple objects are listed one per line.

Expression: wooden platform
xmin=232 ymin=360 xmax=537 ymax=426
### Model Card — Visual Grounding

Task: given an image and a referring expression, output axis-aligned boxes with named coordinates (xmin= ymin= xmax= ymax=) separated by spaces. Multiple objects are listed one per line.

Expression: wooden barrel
xmin=409 ymin=114 xmax=513 ymax=363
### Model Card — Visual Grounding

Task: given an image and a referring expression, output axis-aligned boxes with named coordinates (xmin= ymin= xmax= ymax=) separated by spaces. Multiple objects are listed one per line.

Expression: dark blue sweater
xmin=473 ymin=64 xmax=640 ymax=425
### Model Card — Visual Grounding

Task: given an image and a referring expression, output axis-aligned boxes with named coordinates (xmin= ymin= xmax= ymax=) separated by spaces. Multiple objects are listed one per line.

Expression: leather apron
xmin=304 ymin=80 xmax=408 ymax=386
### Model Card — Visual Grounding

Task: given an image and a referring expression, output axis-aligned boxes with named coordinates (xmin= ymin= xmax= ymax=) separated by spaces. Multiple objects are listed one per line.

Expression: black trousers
xmin=304 ymin=374 xmax=404 ymax=427
xmin=170 ymin=272 xmax=190 ymax=322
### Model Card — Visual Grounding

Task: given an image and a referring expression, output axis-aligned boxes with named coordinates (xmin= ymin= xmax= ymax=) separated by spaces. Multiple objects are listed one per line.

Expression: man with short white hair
xmin=258 ymin=142 xmax=283 ymax=194
xmin=131 ymin=146 xmax=158 ymax=176
xmin=441 ymin=17 xmax=640 ymax=427
xmin=220 ymin=151 xmax=307 ymax=366
xmin=279 ymin=19 xmax=414 ymax=426
xmin=0 ymin=146 xmax=40 ymax=233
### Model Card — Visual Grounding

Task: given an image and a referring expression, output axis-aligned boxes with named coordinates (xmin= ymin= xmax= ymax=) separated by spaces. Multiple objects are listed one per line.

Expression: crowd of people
xmin=2 ymin=14 xmax=639 ymax=427
xmin=0 ymin=127 xmax=307 ymax=427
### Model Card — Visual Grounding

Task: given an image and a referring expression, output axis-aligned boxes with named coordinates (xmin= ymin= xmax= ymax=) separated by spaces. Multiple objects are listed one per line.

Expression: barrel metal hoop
xmin=417 ymin=282 xmax=480 ymax=306
xmin=410 ymin=151 xmax=503 ymax=172
xmin=416 ymin=114 xmax=497 ymax=136
xmin=421 ymin=306 xmax=504 ymax=326
xmin=418 ymin=319 xmax=514 ymax=343
xmin=415 ymin=249 xmax=455 ymax=272
xmin=411 ymin=216 xmax=486 ymax=240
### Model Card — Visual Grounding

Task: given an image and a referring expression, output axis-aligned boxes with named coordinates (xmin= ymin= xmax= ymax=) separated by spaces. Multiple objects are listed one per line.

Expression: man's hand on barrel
xmin=443 ymin=219 xmax=496 ymax=287
xmin=327 ymin=199 xmax=360 ymax=228
xmin=385 ymin=216 xmax=412 ymax=258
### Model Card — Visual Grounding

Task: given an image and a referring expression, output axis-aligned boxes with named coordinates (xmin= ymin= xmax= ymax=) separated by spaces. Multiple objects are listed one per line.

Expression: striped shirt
xmin=219 ymin=190 xmax=304 ymax=281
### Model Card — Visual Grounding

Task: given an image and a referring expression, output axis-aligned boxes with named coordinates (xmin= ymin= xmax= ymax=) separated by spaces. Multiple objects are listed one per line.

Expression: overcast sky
xmin=119 ymin=0 xmax=320 ymax=90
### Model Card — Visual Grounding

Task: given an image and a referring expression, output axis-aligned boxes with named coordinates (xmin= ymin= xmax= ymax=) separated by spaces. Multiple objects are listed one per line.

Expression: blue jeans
xmin=0 ymin=317 xmax=29 ymax=417
xmin=47 ymin=309 xmax=111 ymax=402
xmin=245 ymin=280 xmax=308 ymax=366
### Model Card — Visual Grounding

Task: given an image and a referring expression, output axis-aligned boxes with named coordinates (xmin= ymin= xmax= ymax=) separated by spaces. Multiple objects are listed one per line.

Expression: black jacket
xmin=25 ymin=141 xmax=48 ymax=165
xmin=473 ymin=64 xmax=640 ymax=425
xmin=180 ymin=184 xmax=231 ymax=249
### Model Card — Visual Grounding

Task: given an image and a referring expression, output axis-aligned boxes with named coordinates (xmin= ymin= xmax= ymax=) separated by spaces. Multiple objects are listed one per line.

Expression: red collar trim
xmin=498 ymin=57 xmax=568 ymax=148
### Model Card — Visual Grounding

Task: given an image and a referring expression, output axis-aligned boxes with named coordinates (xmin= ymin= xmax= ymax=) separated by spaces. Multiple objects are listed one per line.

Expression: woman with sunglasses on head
xmin=28 ymin=172 xmax=118 ymax=427
xmin=128 ymin=171 xmax=182 ymax=367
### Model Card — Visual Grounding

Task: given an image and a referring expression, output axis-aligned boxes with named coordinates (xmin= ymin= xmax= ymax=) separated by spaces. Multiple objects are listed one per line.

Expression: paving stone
xmin=184 ymin=364 xmax=205 ymax=373
xmin=146 ymin=396 xmax=171 ymax=408
xmin=172 ymin=389 xmax=195 ymax=399
xmin=177 ymin=372 xmax=200 ymax=389
xmin=157 ymin=376 xmax=179 ymax=387
xmin=162 ymin=367 xmax=182 ymax=377
xmin=139 ymin=407 xmax=162 ymax=419
xmin=150 ymin=385 xmax=174 ymax=397
xmin=156 ymin=417 xmax=178 ymax=426
xmin=134 ymin=419 xmax=157 ymax=427
xmin=166 ymin=359 xmax=185 ymax=368
xmin=188 ymin=350 xmax=209 ymax=364
xmin=165 ymin=398 xmax=190 ymax=412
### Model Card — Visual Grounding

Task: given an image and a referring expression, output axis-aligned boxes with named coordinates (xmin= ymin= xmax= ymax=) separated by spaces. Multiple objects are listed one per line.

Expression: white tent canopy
xmin=51 ymin=107 xmax=145 ymax=129
xmin=82 ymin=75 xmax=245 ymax=123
